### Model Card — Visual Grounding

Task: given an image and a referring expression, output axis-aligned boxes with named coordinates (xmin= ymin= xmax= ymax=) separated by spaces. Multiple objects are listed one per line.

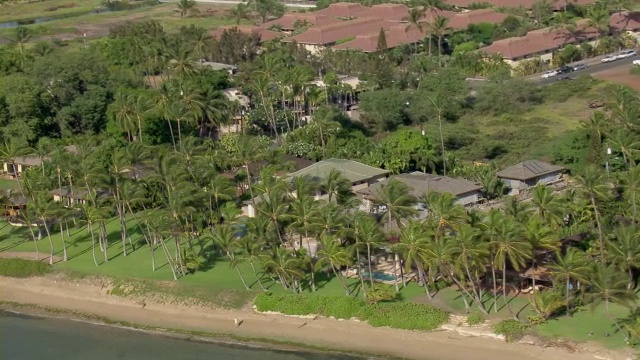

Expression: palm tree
xmin=608 ymin=129 xmax=640 ymax=170
xmin=405 ymin=7 xmax=424 ymax=54
xmin=574 ymin=166 xmax=610 ymax=261
xmin=621 ymin=166 xmax=640 ymax=222
xmin=353 ymin=213 xmax=385 ymax=287
xmin=608 ymin=225 xmax=640 ymax=289
xmin=584 ymin=264 xmax=636 ymax=333
xmin=396 ymin=220 xmax=433 ymax=297
xmin=229 ymin=3 xmax=251 ymax=25
xmin=587 ymin=6 xmax=610 ymax=45
xmin=375 ymin=179 xmax=417 ymax=232
xmin=83 ymin=204 xmax=109 ymax=266
xmin=30 ymin=193 xmax=57 ymax=265
xmin=528 ymin=184 xmax=564 ymax=228
xmin=420 ymin=191 xmax=468 ymax=243
xmin=321 ymin=168 xmax=351 ymax=204
xmin=211 ymin=224 xmax=250 ymax=289
xmin=316 ymin=233 xmax=353 ymax=296
xmin=155 ymin=82 xmax=178 ymax=151
xmin=177 ymin=0 xmax=196 ymax=18
xmin=548 ymin=248 xmax=590 ymax=316
xmin=110 ymin=92 xmax=137 ymax=142
xmin=236 ymin=234 xmax=267 ymax=291
xmin=261 ymin=246 xmax=304 ymax=292
xmin=11 ymin=26 xmax=30 ymax=71
xmin=429 ymin=15 xmax=450 ymax=66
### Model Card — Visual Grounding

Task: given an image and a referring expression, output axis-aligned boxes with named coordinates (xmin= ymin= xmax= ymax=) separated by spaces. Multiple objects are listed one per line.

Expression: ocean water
xmin=1 ymin=311 xmax=366 ymax=360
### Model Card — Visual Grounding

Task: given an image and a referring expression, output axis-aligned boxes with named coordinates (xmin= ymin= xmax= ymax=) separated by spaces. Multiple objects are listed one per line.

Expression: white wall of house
xmin=535 ymin=172 xmax=562 ymax=185
xmin=242 ymin=203 xmax=256 ymax=218
xmin=455 ymin=191 xmax=482 ymax=207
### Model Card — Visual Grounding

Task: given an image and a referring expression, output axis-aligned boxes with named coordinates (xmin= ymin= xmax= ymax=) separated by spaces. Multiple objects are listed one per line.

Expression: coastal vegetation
xmin=0 ymin=0 xmax=640 ymax=354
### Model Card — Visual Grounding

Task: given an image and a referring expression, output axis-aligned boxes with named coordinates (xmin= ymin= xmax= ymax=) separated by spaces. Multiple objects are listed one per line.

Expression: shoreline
xmin=0 ymin=275 xmax=631 ymax=360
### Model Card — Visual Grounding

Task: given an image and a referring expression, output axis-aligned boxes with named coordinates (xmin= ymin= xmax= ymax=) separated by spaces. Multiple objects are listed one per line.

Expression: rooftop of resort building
xmin=288 ymin=158 xmax=389 ymax=184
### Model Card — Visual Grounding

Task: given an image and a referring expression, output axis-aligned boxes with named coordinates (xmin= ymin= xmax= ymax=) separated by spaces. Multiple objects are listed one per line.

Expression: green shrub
xmin=631 ymin=66 xmax=640 ymax=76
xmin=0 ymin=258 xmax=50 ymax=278
xmin=357 ymin=302 xmax=449 ymax=331
xmin=466 ymin=313 xmax=484 ymax=326
xmin=494 ymin=319 xmax=530 ymax=342
xmin=254 ymin=293 xmax=450 ymax=331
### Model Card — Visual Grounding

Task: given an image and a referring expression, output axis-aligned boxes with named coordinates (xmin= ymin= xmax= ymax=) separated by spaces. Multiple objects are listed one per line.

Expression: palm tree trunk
xmin=59 ymin=221 xmax=68 ymax=261
xmin=250 ymin=260 xmax=266 ymax=291
xmin=42 ymin=219 xmax=54 ymax=265
xmin=393 ymin=253 xmax=400 ymax=292
xmin=367 ymin=244 xmax=375 ymax=287
xmin=331 ymin=263 xmax=351 ymax=296
xmin=26 ymin=223 xmax=39 ymax=261
xmin=177 ymin=118 xmax=183 ymax=150
xmin=167 ymin=119 xmax=177 ymax=152
xmin=160 ymin=237 xmax=178 ymax=280
xmin=235 ymin=266 xmax=250 ymax=290
xmin=355 ymin=250 xmax=367 ymax=298
xmin=418 ymin=264 xmax=433 ymax=299
xmin=502 ymin=261 xmax=517 ymax=320
xmin=591 ymin=195 xmax=605 ymax=261
xmin=89 ymin=222 xmax=98 ymax=266
xmin=491 ymin=260 xmax=498 ymax=313
xmin=565 ymin=275 xmax=572 ymax=316
xmin=437 ymin=110 xmax=447 ymax=176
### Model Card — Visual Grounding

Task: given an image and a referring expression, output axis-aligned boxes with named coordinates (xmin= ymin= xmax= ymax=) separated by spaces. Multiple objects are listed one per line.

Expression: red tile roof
xmin=445 ymin=0 xmax=597 ymax=10
xmin=283 ymin=17 xmax=393 ymax=45
xmin=610 ymin=11 xmax=640 ymax=32
xmin=356 ymin=4 xmax=411 ymax=22
xmin=444 ymin=9 xmax=509 ymax=30
xmin=479 ymin=20 xmax=599 ymax=60
xmin=312 ymin=2 xmax=369 ymax=18
xmin=261 ymin=13 xmax=339 ymax=30
xmin=333 ymin=25 xmax=426 ymax=52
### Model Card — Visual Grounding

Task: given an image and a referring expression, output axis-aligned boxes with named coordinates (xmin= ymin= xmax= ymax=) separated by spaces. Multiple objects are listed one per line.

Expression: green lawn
xmin=0 ymin=0 xmax=104 ymax=23
xmin=0 ymin=178 xmax=18 ymax=190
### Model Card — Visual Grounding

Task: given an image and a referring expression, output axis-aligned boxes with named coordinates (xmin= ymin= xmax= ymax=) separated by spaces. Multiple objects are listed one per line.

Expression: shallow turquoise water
xmin=1 ymin=311 xmax=366 ymax=360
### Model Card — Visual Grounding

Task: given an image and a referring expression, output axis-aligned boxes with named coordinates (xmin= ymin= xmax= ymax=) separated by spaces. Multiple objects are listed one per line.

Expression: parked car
xmin=573 ymin=63 xmax=588 ymax=71
xmin=617 ymin=50 xmax=637 ymax=59
xmin=601 ymin=54 xmax=618 ymax=63
xmin=541 ymin=70 xmax=558 ymax=79
xmin=557 ymin=65 xmax=573 ymax=74
xmin=634 ymin=59 xmax=640 ymax=66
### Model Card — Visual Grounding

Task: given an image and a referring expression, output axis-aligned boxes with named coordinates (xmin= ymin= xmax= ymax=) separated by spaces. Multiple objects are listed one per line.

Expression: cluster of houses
xmin=241 ymin=157 xmax=566 ymax=217
xmin=210 ymin=0 xmax=640 ymax=68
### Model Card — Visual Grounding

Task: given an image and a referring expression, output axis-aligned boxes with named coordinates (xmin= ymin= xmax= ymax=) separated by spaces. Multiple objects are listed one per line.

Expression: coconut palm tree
xmin=261 ymin=246 xmax=304 ymax=292
xmin=375 ymin=179 xmax=417 ymax=232
xmin=608 ymin=225 xmax=640 ymax=289
xmin=396 ymin=220 xmax=433 ymax=297
xmin=587 ymin=6 xmax=610 ymax=45
xmin=353 ymin=213 xmax=385 ymax=287
xmin=583 ymin=263 xmax=636 ymax=333
xmin=528 ymin=184 xmax=564 ymax=228
xmin=211 ymin=224 xmax=250 ymax=289
xmin=573 ymin=166 xmax=610 ymax=261
xmin=316 ymin=233 xmax=353 ymax=296
xmin=404 ymin=7 xmax=424 ymax=54
xmin=83 ymin=204 xmax=110 ymax=266
xmin=420 ymin=191 xmax=468 ymax=243
xmin=30 ymin=193 xmax=57 ymax=265
xmin=321 ymin=168 xmax=351 ymax=204
xmin=548 ymin=248 xmax=590 ymax=316
xmin=177 ymin=0 xmax=196 ymax=18
xmin=229 ymin=3 xmax=251 ymax=25
xmin=110 ymin=92 xmax=138 ymax=142
xmin=620 ymin=166 xmax=640 ymax=223
xmin=236 ymin=234 xmax=267 ymax=291
xmin=608 ymin=129 xmax=640 ymax=170
xmin=429 ymin=15 xmax=450 ymax=66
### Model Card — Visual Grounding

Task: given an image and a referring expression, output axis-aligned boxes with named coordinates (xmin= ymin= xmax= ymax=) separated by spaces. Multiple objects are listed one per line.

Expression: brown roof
xmin=479 ymin=20 xmax=599 ymax=60
xmin=312 ymin=2 xmax=369 ymax=18
xmin=261 ymin=13 xmax=339 ymax=30
xmin=610 ymin=11 xmax=640 ymax=32
xmin=284 ymin=17 xmax=393 ymax=45
xmin=445 ymin=0 xmax=597 ymax=10
xmin=356 ymin=4 xmax=410 ymax=22
xmin=445 ymin=9 xmax=509 ymax=30
xmin=12 ymin=156 xmax=42 ymax=167
xmin=359 ymin=172 xmax=482 ymax=199
xmin=496 ymin=160 xmax=564 ymax=181
xmin=333 ymin=25 xmax=425 ymax=52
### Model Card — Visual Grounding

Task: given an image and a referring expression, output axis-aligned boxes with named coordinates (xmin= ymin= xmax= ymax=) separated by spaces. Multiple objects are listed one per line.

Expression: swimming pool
xmin=362 ymin=272 xmax=398 ymax=282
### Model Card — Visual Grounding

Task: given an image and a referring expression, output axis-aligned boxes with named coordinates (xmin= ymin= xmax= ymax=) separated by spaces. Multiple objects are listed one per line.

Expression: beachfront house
xmin=2 ymin=156 xmax=42 ymax=177
xmin=358 ymin=172 xmax=483 ymax=214
xmin=241 ymin=158 xmax=389 ymax=217
xmin=496 ymin=160 xmax=565 ymax=195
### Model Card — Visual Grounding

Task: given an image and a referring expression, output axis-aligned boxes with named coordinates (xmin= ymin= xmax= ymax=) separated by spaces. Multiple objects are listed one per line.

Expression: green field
xmin=0 ymin=0 xmax=104 ymax=23
xmin=0 ymin=178 xmax=18 ymax=190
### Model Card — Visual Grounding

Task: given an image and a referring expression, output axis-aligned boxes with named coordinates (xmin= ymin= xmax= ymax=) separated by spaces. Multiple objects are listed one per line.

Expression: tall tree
xmin=177 ymin=0 xmax=197 ymax=18
xmin=548 ymin=248 xmax=590 ymax=316
xmin=574 ymin=166 xmax=609 ymax=261
xmin=405 ymin=7 xmax=424 ymax=54
xmin=429 ymin=15 xmax=450 ymax=66
xmin=375 ymin=179 xmax=417 ymax=232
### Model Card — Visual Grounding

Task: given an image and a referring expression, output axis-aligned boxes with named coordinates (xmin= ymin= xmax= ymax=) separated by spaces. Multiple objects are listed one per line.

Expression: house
xmin=261 ymin=13 xmax=339 ymax=33
xmin=49 ymin=186 xmax=92 ymax=207
xmin=358 ymin=172 xmax=483 ymax=213
xmin=2 ymin=156 xmax=42 ymax=177
xmin=241 ymin=158 xmax=389 ymax=217
xmin=311 ymin=2 xmax=369 ymax=18
xmin=496 ymin=160 xmax=565 ymax=195
xmin=3 ymin=194 xmax=28 ymax=220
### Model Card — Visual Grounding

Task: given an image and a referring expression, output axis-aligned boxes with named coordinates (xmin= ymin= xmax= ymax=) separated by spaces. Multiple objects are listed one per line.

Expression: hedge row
xmin=254 ymin=293 xmax=449 ymax=331
xmin=0 ymin=258 xmax=50 ymax=278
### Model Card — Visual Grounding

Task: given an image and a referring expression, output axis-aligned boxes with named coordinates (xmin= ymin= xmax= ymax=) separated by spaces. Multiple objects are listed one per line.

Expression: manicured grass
xmin=0 ymin=258 xmax=50 ymax=277
xmin=0 ymin=0 xmax=104 ymax=23
xmin=536 ymin=304 xmax=630 ymax=348
xmin=0 ymin=178 xmax=18 ymax=190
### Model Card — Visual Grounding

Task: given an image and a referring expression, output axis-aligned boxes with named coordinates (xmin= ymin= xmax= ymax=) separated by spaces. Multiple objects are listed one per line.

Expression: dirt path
xmin=0 ymin=251 xmax=62 ymax=263
xmin=0 ymin=275 xmax=630 ymax=360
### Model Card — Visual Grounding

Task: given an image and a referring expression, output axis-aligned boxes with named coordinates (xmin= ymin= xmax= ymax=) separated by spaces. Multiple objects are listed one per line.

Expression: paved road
xmin=158 ymin=0 xmax=317 ymax=8
xmin=537 ymin=56 xmax=638 ymax=85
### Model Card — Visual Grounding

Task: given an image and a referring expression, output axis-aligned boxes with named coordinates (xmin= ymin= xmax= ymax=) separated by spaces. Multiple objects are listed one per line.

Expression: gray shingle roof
xmin=496 ymin=160 xmax=564 ymax=181
xmin=287 ymin=158 xmax=389 ymax=184
xmin=13 ymin=156 xmax=42 ymax=167
xmin=359 ymin=172 xmax=482 ymax=199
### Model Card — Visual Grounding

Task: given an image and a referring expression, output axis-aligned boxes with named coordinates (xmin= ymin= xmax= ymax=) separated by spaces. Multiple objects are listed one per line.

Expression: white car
xmin=541 ymin=70 xmax=558 ymax=79
xmin=617 ymin=50 xmax=637 ymax=59
xmin=634 ymin=59 xmax=640 ymax=66
xmin=601 ymin=54 xmax=618 ymax=63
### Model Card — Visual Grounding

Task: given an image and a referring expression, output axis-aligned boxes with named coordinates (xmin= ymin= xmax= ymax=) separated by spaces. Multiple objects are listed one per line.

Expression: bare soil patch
xmin=592 ymin=65 xmax=640 ymax=90
xmin=0 ymin=251 xmax=63 ymax=263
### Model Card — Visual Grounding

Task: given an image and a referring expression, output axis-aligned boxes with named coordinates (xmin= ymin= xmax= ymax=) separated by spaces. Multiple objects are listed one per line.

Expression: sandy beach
xmin=0 ymin=275 xmax=631 ymax=360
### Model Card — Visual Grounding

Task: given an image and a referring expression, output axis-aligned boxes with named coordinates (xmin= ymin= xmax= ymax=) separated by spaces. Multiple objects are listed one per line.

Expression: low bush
xmin=357 ymin=302 xmax=449 ymax=331
xmin=466 ymin=313 xmax=484 ymax=326
xmin=494 ymin=319 xmax=530 ymax=342
xmin=631 ymin=66 xmax=640 ymax=76
xmin=0 ymin=258 xmax=50 ymax=278
xmin=254 ymin=293 xmax=450 ymax=331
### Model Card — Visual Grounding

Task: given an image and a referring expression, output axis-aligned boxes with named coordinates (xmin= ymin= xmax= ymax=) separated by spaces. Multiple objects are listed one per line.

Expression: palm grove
xmin=1 ymin=3 xmax=640 ymax=346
